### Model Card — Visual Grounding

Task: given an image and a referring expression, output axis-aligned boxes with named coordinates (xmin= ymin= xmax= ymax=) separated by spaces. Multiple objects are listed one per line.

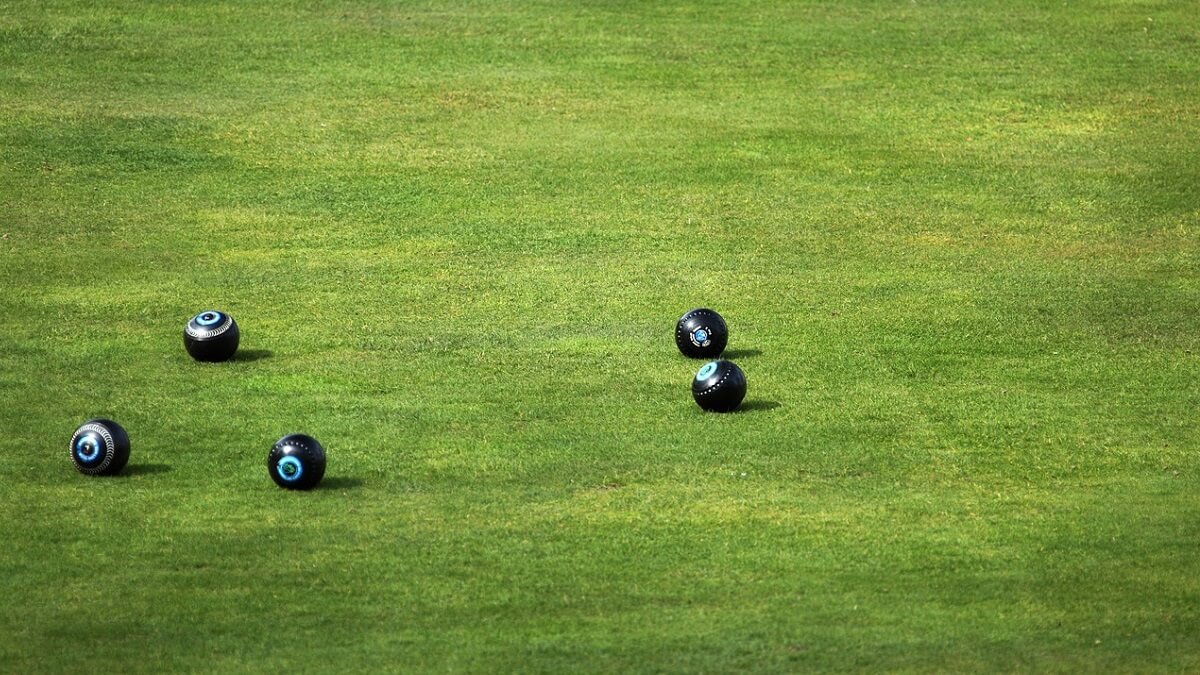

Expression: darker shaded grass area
xmin=2 ymin=0 xmax=1199 ymax=672
xmin=1 ymin=479 xmax=1197 ymax=672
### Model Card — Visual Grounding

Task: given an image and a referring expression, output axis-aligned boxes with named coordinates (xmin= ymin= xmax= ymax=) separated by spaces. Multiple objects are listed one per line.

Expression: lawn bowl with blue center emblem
xmin=69 ymin=419 xmax=131 ymax=476
xmin=184 ymin=310 xmax=240 ymax=362
xmin=268 ymin=434 xmax=326 ymax=490
xmin=692 ymin=360 xmax=747 ymax=413
xmin=675 ymin=308 xmax=728 ymax=359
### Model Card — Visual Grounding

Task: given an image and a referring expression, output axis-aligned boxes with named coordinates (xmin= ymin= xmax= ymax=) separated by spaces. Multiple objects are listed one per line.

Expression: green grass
xmin=2 ymin=0 xmax=1199 ymax=671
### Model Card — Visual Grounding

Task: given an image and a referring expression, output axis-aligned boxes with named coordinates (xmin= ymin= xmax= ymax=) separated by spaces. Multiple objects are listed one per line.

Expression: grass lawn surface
xmin=2 ymin=1 xmax=1198 ymax=671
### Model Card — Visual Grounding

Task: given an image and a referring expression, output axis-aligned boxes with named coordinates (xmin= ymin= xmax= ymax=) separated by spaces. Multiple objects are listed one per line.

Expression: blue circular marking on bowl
xmin=195 ymin=311 xmax=223 ymax=327
xmin=75 ymin=435 xmax=102 ymax=462
xmin=696 ymin=361 xmax=719 ymax=380
xmin=693 ymin=328 xmax=709 ymax=343
xmin=277 ymin=456 xmax=303 ymax=481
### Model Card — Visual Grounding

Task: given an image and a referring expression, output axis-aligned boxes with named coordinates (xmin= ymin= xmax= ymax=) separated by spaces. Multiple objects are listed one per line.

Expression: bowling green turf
xmin=1 ymin=1 xmax=1198 ymax=672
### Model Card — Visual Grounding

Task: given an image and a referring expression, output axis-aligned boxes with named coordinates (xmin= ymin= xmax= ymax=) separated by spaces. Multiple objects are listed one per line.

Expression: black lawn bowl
xmin=675 ymin=308 xmax=728 ymax=359
xmin=70 ymin=419 xmax=131 ymax=476
xmin=268 ymin=434 xmax=326 ymax=490
xmin=184 ymin=310 xmax=240 ymax=362
xmin=692 ymin=360 xmax=747 ymax=413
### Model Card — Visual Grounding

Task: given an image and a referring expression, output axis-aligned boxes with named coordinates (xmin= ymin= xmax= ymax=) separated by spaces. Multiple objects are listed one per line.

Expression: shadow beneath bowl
xmin=120 ymin=463 xmax=173 ymax=477
xmin=738 ymin=400 xmax=781 ymax=413
xmin=234 ymin=349 xmax=273 ymax=362
xmin=321 ymin=476 xmax=365 ymax=490
xmin=723 ymin=349 xmax=762 ymax=359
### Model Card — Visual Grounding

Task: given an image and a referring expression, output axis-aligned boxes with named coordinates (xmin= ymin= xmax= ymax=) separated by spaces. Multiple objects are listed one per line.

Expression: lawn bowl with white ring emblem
xmin=69 ymin=419 xmax=131 ymax=476
xmin=184 ymin=310 xmax=240 ymax=362
xmin=675 ymin=308 xmax=728 ymax=359
xmin=268 ymin=434 xmax=326 ymax=490
xmin=691 ymin=360 xmax=747 ymax=413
